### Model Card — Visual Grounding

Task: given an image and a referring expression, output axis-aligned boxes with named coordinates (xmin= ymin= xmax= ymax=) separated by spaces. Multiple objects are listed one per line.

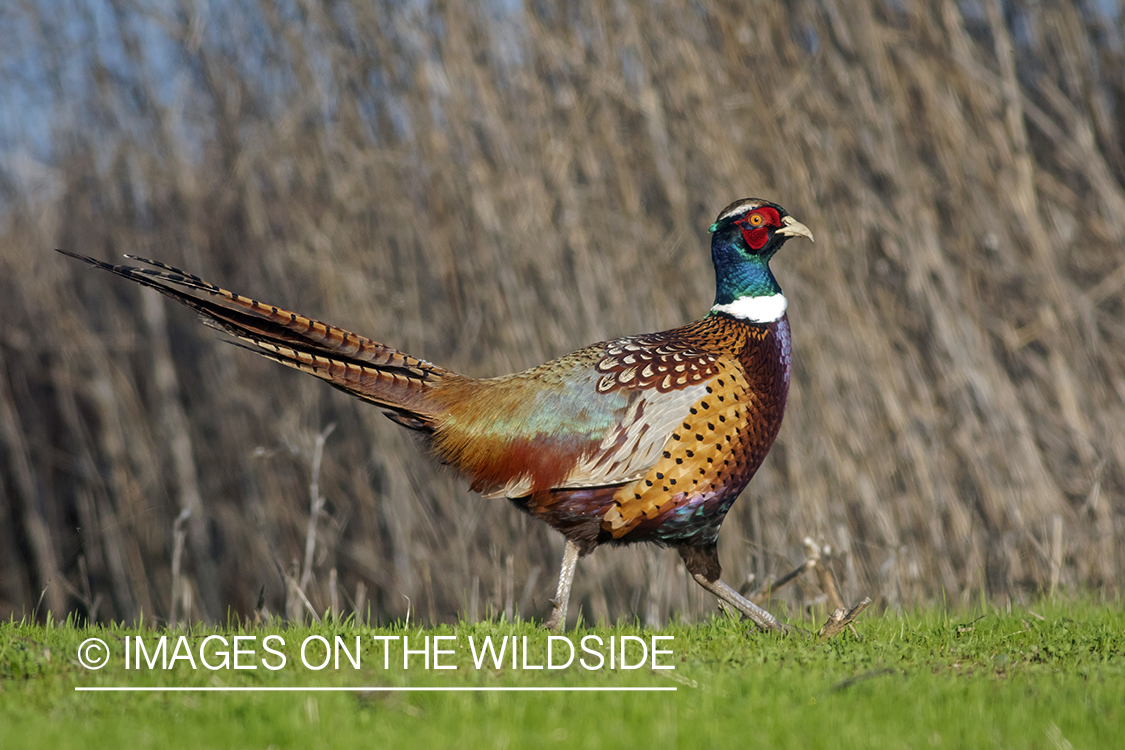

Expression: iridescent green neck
xmin=710 ymin=236 xmax=781 ymax=307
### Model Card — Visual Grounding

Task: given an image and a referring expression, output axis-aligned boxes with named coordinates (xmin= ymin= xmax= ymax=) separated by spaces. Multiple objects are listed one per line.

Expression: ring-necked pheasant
xmin=59 ymin=197 xmax=812 ymax=631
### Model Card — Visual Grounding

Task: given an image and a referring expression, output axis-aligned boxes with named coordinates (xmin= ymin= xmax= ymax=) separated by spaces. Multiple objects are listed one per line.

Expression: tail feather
xmin=58 ymin=250 xmax=460 ymax=428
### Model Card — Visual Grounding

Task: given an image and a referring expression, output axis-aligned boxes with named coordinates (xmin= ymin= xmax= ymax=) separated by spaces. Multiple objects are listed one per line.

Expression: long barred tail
xmin=58 ymin=250 xmax=460 ymax=431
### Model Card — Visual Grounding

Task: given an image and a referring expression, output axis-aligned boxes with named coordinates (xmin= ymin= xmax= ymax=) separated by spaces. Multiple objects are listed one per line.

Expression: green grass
xmin=2 ymin=600 xmax=1122 ymax=749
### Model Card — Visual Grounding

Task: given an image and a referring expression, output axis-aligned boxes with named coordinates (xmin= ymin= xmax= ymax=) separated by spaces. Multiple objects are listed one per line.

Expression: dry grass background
xmin=0 ymin=0 xmax=1122 ymax=626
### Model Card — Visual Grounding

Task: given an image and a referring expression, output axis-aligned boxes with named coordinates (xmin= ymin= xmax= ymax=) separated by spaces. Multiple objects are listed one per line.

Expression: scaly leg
xmin=690 ymin=574 xmax=790 ymax=633
xmin=544 ymin=539 xmax=580 ymax=631
xmin=679 ymin=544 xmax=789 ymax=634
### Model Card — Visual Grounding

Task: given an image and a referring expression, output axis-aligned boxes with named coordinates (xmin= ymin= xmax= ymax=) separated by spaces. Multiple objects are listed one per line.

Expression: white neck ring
xmin=710 ymin=293 xmax=788 ymax=323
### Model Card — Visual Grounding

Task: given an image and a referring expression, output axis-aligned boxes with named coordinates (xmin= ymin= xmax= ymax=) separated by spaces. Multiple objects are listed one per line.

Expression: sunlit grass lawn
xmin=2 ymin=599 xmax=1122 ymax=748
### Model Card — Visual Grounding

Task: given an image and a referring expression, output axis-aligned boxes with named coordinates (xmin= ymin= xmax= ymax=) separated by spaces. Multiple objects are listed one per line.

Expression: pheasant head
xmin=708 ymin=198 xmax=813 ymax=322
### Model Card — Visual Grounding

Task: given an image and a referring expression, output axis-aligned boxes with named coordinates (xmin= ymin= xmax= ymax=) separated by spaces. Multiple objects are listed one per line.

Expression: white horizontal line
xmin=75 ymin=686 xmax=676 ymax=692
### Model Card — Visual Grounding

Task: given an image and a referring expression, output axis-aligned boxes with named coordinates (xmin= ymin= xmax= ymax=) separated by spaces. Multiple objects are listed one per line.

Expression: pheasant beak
xmin=777 ymin=216 xmax=814 ymax=242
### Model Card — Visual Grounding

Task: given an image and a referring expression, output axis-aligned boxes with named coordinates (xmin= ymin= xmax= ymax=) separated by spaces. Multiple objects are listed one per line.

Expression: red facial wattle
xmin=738 ymin=207 xmax=781 ymax=250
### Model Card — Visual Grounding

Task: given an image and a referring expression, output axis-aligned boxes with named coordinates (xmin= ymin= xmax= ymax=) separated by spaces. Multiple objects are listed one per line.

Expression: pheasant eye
xmin=748 ymin=213 xmax=763 ymax=226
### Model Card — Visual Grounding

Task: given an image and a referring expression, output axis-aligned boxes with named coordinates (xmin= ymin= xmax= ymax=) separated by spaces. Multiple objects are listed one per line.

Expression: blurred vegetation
xmin=0 ymin=0 xmax=1122 ymax=626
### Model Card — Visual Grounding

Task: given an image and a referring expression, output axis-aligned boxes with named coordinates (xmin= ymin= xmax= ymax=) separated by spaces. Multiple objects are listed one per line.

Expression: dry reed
xmin=0 ymin=0 xmax=1121 ymax=625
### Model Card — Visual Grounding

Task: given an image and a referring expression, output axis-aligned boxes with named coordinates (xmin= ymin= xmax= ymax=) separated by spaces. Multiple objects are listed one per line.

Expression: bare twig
xmin=804 ymin=537 xmax=847 ymax=610
xmin=300 ymin=423 xmax=337 ymax=595
xmin=819 ymin=597 xmax=872 ymax=639
xmin=354 ymin=581 xmax=367 ymax=626
xmin=746 ymin=537 xmax=846 ymax=608
xmin=287 ymin=573 xmax=322 ymax=624
xmin=329 ymin=567 xmax=340 ymax=621
xmin=749 ymin=559 xmax=815 ymax=605
xmin=504 ymin=554 xmax=515 ymax=621
xmin=253 ymin=586 xmax=267 ymax=625
xmin=1049 ymin=515 xmax=1063 ymax=599
xmin=54 ymin=566 xmax=102 ymax=624
xmin=78 ymin=556 xmax=101 ymax=624
xmin=169 ymin=507 xmax=191 ymax=628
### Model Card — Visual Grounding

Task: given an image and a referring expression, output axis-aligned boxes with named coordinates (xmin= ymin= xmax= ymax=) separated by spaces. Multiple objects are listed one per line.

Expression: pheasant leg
xmin=679 ymin=544 xmax=789 ymax=634
xmin=690 ymin=574 xmax=789 ymax=633
xmin=544 ymin=539 xmax=580 ymax=631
